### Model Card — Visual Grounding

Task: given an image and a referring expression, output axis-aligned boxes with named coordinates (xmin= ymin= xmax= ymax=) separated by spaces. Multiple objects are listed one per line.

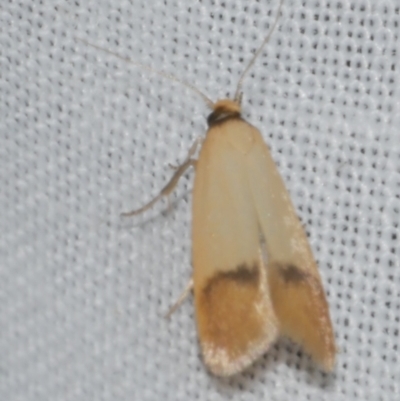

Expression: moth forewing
xmin=192 ymin=114 xmax=279 ymax=376
xmin=246 ymin=129 xmax=336 ymax=371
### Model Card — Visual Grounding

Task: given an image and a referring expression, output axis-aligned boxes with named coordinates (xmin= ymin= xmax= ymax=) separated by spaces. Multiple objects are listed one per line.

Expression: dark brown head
xmin=207 ymin=99 xmax=242 ymax=127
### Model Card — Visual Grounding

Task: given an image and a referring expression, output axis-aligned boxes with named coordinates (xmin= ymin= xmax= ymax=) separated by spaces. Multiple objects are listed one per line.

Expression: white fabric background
xmin=1 ymin=0 xmax=399 ymax=400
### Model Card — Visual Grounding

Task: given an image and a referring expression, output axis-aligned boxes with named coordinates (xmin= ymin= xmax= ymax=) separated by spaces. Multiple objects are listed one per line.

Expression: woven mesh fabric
xmin=1 ymin=0 xmax=399 ymax=400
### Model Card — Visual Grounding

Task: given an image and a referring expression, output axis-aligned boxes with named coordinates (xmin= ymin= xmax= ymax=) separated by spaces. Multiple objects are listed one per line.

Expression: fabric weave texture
xmin=1 ymin=0 xmax=399 ymax=400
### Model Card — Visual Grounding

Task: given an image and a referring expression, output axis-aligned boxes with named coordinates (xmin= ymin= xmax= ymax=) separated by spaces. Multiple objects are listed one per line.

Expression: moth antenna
xmin=234 ymin=0 xmax=284 ymax=102
xmin=74 ymin=37 xmax=214 ymax=109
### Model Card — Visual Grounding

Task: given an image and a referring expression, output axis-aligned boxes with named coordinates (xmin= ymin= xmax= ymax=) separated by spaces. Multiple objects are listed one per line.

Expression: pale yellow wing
xmin=245 ymin=126 xmax=336 ymax=371
xmin=192 ymin=119 xmax=279 ymax=376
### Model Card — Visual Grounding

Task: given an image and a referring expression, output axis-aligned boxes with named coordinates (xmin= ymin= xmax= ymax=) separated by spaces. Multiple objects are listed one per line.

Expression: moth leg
xmin=165 ymin=278 xmax=194 ymax=319
xmin=121 ymin=158 xmax=197 ymax=217
xmin=121 ymin=138 xmax=201 ymax=217
xmin=186 ymin=137 xmax=203 ymax=159
xmin=168 ymin=137 xmax=203 ymax=170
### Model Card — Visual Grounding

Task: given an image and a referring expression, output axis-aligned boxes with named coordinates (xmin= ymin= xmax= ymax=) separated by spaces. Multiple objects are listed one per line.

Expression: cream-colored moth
xmin=81 ymin=0 xmax=336 ymax=376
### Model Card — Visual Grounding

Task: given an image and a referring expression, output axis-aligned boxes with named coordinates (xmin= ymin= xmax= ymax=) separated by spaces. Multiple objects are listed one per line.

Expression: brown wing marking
xmin=268 ymin=262 xmax=336 ymax=371
xmin=196 ymin=261 xmax=278 ymax=376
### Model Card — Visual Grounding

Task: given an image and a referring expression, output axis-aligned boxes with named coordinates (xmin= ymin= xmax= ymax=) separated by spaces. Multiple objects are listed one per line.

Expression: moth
xmin=81 ymin=0 xmax=336 ymax=376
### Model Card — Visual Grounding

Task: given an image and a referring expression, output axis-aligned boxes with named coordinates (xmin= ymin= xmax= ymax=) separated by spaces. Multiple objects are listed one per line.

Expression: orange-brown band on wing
xmin=268 ymin=262 xmax=336 ymax=371
xmin=196 ymin=262 xmax=277 ymax=376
